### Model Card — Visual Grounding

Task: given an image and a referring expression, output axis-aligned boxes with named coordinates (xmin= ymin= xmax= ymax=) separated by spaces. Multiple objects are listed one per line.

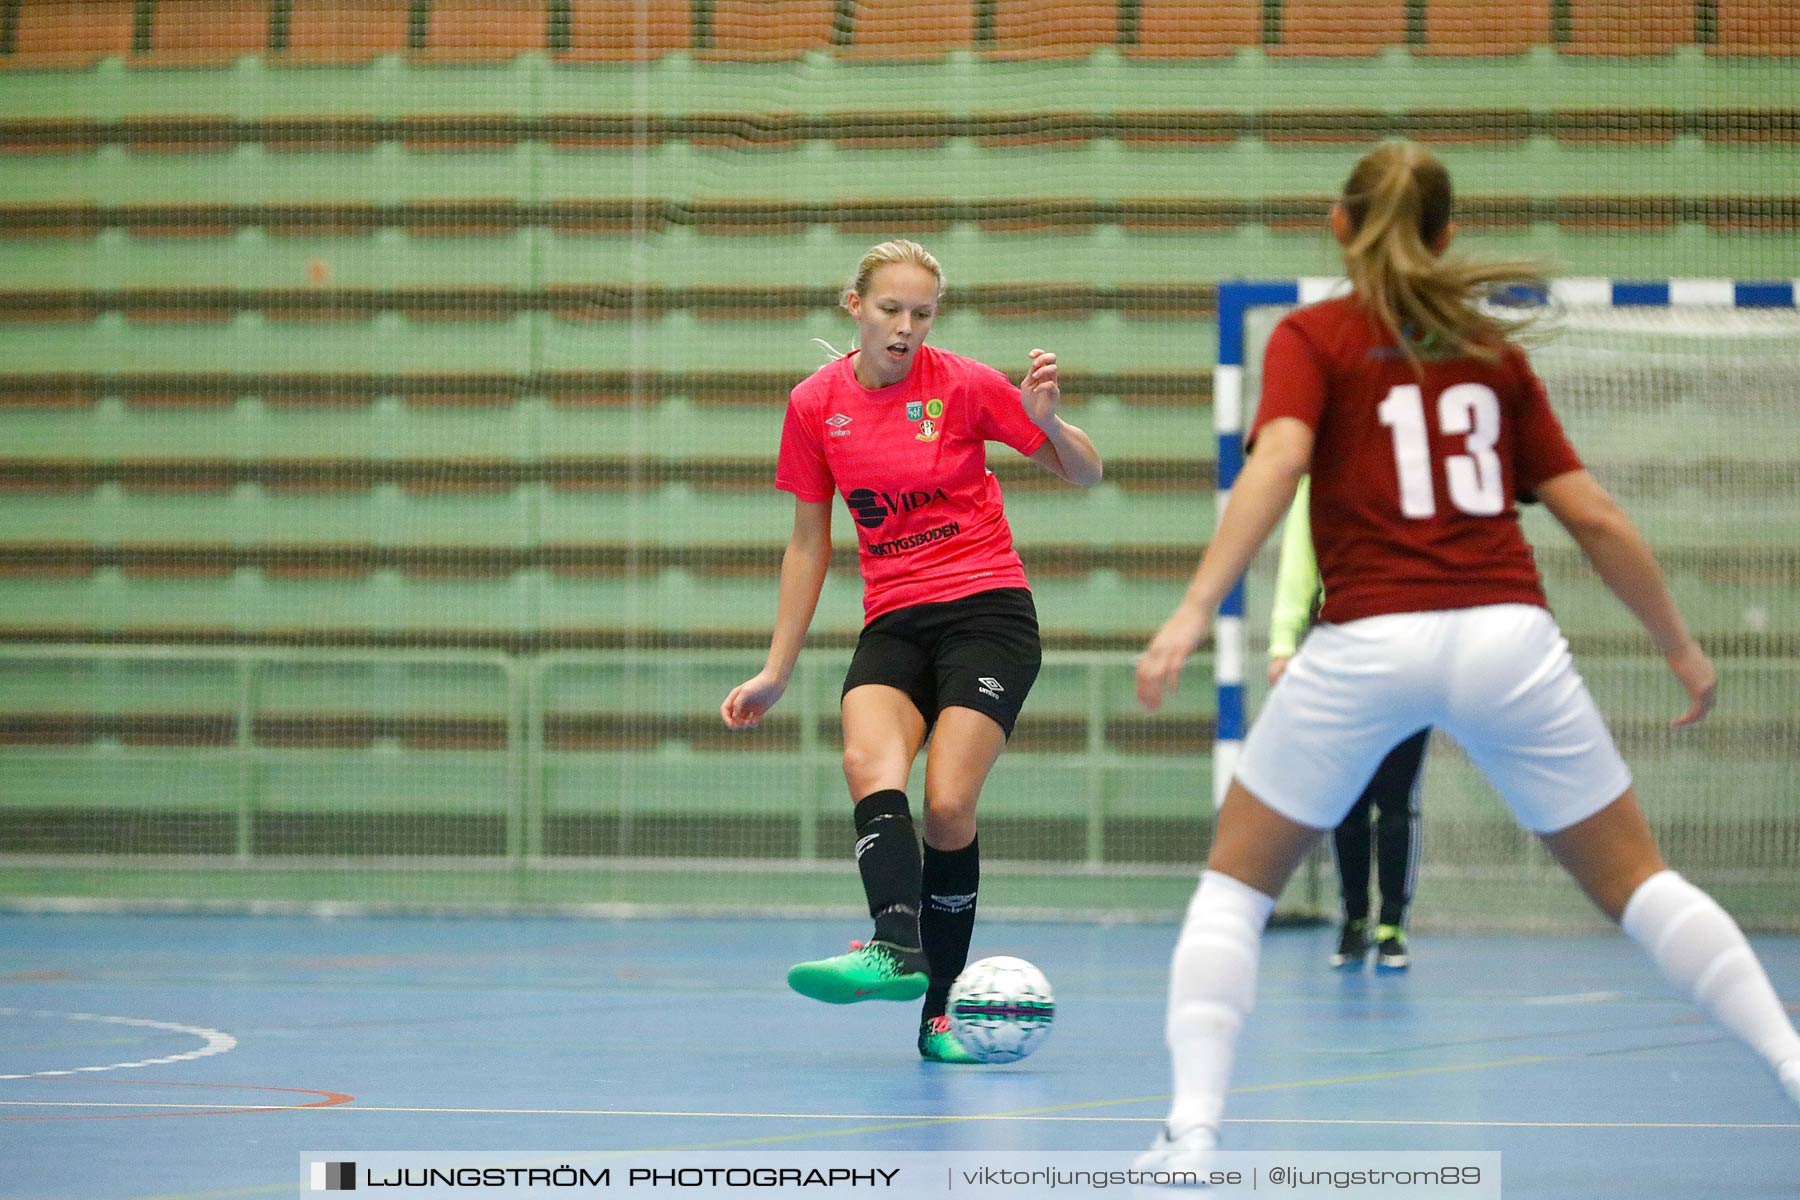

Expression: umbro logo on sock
xmin=929 ymin=892 xmax=977 ymax=913
xmin=854 ymin=833 xmax=878 ymax=860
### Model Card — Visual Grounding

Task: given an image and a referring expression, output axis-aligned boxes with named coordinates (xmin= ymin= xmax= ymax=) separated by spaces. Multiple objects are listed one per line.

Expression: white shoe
xmin=1779 ymin=1058 xmax=1800 ymax=1112
xmin=1132 ymin=1123 xmax=1219 ymax=1181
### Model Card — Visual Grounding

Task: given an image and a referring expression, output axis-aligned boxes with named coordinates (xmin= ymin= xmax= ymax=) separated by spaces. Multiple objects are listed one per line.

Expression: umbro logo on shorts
xmin=978 ymin=676 xmax=1004 ymax=700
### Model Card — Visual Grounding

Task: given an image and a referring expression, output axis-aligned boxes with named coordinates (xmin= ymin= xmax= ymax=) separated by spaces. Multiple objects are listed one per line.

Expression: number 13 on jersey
xmin=1377 ymin=383 xmax=1505 ymax=519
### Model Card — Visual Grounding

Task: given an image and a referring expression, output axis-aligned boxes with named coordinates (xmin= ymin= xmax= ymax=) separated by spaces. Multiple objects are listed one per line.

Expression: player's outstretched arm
xmin=1537 ymin=469 xmax=1717 ymax=727
xmin=1136 ymin=417 xmax=1312 ymax=711
xmin=1021 ymin=349 xmax=1103 ymax=487
xmin=722 ymin=498 xmax=833 ymax=729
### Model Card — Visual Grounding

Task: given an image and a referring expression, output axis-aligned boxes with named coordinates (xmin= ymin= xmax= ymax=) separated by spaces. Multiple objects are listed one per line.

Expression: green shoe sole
xmin=919 ymin=1029 xmax=983 ymax=1064
xmin=786 ymin=956 xmax=928 ymax=1005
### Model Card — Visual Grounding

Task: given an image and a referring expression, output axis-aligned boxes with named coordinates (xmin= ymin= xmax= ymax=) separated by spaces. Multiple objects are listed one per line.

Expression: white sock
xmin=1620 ymin=870 xmax=1800 ymax=1071
xmin=1163 ymin=870 xmax=1276 ymax=1138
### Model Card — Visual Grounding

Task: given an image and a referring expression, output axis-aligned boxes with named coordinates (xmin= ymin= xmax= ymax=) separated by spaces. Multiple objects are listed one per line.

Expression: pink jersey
xmin=777 ymin=345 xmax=1049 ymax=622
xmin=1250 ymin=295 xmax=1584 ymax=625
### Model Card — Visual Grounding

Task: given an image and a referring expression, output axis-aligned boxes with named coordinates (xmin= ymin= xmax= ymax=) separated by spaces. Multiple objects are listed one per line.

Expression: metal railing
xmin=0 ymin=644 xmax=1204 ymax=868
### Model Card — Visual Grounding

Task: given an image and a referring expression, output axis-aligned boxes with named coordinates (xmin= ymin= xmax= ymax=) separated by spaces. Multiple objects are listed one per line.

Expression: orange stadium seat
xmin=989 ymin=0 xmax=1118 ymax=59
xmin=4 ymin=0 xmax=136 ymax=67
xmin=841 ymin=0 xmax=976 ymax=60
xmin=283 ymin=0 xmax=412 ymax=63
xmin=1710 ymin=0 xmax=1800 ymax=56
xmin=1562 ymin=0 xmax=1695 ymax=55
xmin=137 ymin=0 xmax=271 ymax=65
xmin=1271 ymin=0 xmax=1405 ymax=56
xmin=425 ymin=0 xmax=548 ymax=61
xmin=563 ymin=0 xmax=691 ymax=61
xmin=1416 ymin=0 xmax=1551 ymax=56
xmin=703 ymin=0 xmax=837 ymax=61
xmin=1124 ymin=1 xmax=1260 ymax=57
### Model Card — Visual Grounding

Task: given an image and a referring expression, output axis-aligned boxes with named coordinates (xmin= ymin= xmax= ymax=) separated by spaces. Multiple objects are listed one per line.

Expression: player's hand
xmin=1268 ymin=655 xmax=1291 ymax=687
xmin=721 ymin=671 xmax=788 ymax=729
xmin=1136 ymin=603 xmax=1211 ymax=712
xmin=1666 ymin=641 xmax=1717 ymax=728
xmin=1020 ymin=348 xmax=1060 ymax=429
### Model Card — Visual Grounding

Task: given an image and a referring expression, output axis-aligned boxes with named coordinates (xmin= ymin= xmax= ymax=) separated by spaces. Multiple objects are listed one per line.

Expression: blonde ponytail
xmin=1339 ymin=142 xmax=1545 ymax=365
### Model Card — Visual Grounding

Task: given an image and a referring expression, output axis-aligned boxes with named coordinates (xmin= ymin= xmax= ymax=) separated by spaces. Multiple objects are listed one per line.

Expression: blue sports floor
xmin=1 ymin=913 xmax=1795 ymax=1199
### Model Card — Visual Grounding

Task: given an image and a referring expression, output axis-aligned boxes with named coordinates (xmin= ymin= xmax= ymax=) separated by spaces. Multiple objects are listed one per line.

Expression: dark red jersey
xmin=1250 ymin=295 xmax=1583 ymax=625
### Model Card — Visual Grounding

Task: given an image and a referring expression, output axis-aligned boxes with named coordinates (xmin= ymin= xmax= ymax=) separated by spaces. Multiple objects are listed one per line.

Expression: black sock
xmin=920 ymin=834 xmax=980 ymax=1020
xmin=853 ymin=790 xmax=921 ymax=950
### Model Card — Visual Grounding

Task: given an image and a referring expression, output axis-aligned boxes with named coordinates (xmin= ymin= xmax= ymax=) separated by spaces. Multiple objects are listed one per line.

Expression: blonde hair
xmin=840 ymin=238 xmax=946 ymax=309
xmin=1339 ymin=142 xmax=1544 ymax=365
xmin=815 ymin=239 xmax=947 ymax=361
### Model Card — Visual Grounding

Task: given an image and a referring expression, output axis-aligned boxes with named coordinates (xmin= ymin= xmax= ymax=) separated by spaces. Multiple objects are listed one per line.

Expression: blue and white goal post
xmin=1210 ymin=276 xmax=1800 ymax=810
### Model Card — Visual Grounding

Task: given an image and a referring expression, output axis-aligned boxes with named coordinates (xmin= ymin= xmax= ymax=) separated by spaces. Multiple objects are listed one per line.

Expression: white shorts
xmin=1236 ymin=604 xmax=1632 ymax=834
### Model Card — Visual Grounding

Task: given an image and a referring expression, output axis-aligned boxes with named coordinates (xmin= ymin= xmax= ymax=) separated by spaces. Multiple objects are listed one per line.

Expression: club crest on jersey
xmin=915 ymin=418 xmax=939 ymax=442
xmin=906 ymin=400 xmax=923 ymax=420
xmin=925 ymin=398 xmax=944 ymax=418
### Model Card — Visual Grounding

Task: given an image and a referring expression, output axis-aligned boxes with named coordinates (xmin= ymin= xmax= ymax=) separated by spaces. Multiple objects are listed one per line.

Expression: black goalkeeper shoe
xmin=1330 ymin=919 xmax=1370 ymax=970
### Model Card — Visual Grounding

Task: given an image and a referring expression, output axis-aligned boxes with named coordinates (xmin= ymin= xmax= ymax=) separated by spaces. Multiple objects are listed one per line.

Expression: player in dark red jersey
xmin=1132 ymin=143 xmax=1800 ymax=1166
xmin=721 ymin=240 xmax=1102 ymax=1062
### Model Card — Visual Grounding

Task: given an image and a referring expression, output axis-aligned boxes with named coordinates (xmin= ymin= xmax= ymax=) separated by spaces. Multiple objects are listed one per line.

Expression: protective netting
xmin=0 ymin=2 xmax=1794 ymax=923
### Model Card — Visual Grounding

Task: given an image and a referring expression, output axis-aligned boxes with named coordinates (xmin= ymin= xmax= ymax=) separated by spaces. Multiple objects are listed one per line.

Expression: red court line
xmin=1 ymin=1077 xmax=354 ymax=1122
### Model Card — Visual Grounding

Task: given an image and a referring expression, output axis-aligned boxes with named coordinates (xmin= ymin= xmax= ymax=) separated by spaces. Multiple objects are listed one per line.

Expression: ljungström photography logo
xmin=309 ymin=1162 xmax=355 ymax=1191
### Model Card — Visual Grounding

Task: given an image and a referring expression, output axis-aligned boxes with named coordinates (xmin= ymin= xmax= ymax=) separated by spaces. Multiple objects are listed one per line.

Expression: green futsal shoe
xmin=787 ymin=940 xmax=928 ymax=1004
xmin=918 ymin=1015 xmax=982 ymax=1064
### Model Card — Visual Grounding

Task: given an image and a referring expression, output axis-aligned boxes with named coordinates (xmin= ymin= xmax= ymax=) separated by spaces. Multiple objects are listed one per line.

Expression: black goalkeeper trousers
xmin=1332 ymin=727 xmax=1429 ymax=929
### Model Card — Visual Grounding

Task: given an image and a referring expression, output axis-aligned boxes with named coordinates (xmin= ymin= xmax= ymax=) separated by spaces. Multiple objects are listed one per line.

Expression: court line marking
xmin=0 ymin=1079 xmax=354 ymax=1122
xmin=0 ymin=1100 xmax=1791 ymax=1130
xmin=646 ymin=1054 xmax=1800 ymax=1150
xmin=0 ymin=1009 xmax=236 ymax=1080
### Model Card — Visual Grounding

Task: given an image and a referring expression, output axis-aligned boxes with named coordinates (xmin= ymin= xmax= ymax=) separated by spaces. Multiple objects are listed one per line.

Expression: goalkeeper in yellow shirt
xmin=1268 ymin=478 xmax=1428 ymax=971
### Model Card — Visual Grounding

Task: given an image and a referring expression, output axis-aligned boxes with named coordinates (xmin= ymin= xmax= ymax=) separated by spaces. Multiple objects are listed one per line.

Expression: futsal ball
xmin=946 ymin=955 xmax=1055 ymax=1064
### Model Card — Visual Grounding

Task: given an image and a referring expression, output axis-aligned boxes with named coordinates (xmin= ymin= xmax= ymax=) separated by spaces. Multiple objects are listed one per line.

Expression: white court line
xmin=0 ymin=1100 xmax=1791 ymax=1130
xmin=0 ymin=1008 xmax=236 ymax=1080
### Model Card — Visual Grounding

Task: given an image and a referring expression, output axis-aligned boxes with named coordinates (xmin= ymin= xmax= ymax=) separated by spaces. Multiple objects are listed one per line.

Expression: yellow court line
xmin=2 ymin=1100 xmax=1793 ymax=1131
xmin=115 ymin=1186 xmax=291 ymax=1200
xmin=659 ymin=1054 xmax=1570 ymax=1151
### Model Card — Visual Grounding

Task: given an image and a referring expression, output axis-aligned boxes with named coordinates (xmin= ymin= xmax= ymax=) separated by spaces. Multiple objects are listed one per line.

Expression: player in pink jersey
xmin=1131 ymin=143 xmax=1800 ymax=1169
xmin=721 ymin=240 xmax=1102 ymax=1062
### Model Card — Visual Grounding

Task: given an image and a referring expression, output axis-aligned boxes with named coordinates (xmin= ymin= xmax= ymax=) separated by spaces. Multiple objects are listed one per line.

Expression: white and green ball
xmin=947 ymin=955 xmax=1055 ymax=1064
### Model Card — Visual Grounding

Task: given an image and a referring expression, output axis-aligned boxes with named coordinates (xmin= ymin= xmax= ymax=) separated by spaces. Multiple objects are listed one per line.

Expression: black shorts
xmin=841 ymin=587 xmax=1042 ymax=739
